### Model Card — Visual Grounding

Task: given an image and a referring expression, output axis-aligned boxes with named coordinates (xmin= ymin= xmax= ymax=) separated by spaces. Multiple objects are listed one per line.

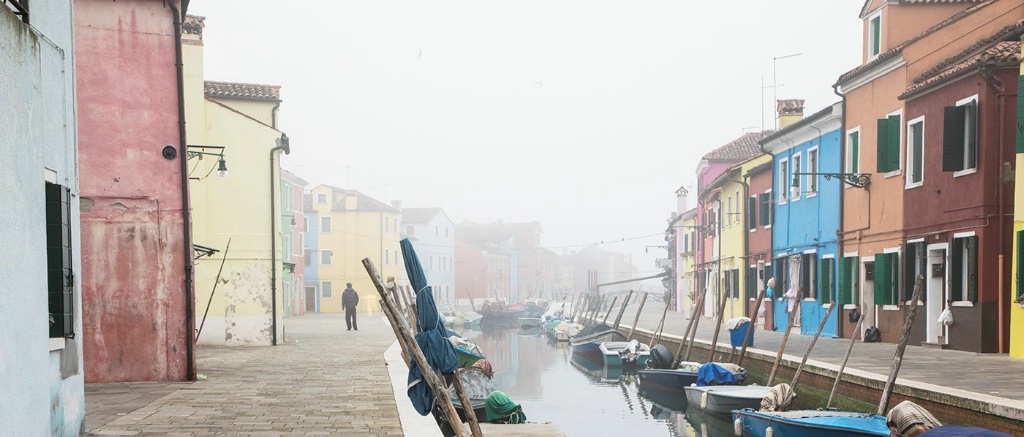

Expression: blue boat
xmin=732 ymin=409 xmax=890 ymax=437
xmin=569 ymin=323 xmax=626 ymax=364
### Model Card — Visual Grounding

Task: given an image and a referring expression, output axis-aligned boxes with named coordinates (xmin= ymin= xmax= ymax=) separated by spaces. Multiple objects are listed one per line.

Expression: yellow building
xmin=183 ymin=15 xmax=290 ymax=346
xmin=676 ymin=207 xmax=698 ymax=315
xmin=717 ymin=155 xmax=773 ymax=322
xmin=1011 ymin=34 xmax=1024 ymax=358
xmin=308 ymin=185 xmax=405 ymax=313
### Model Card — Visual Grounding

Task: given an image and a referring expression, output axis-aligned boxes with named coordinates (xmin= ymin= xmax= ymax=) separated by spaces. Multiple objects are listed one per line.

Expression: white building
xmin=401 ymin=208 xmax=456 ymax=308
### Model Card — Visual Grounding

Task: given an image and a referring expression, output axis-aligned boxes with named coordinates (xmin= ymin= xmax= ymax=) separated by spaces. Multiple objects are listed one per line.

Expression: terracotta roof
xmin=860 ymin=0 xmax=986 ymax=18
xmin=183 ymin=15 xmax=204 ymax=37
xmin=901 ymin=40 xmax=1021 ymax=99
xmin=838 ymin=1 xmax=994 ymax=86
xmin=702 ymin=131 xmax=774 ymax=162
xmin=744 ymin=161 xmax=774 ymax=177
xmin=318 ymin=185 xmax=399 ymax=213
xmin=401 ymin=208 xmax=443 ymax=224
xmin=777 ymin=99 xmax=805 ymax=115
xmin=205 ymin=81 xmax=281 ymax=102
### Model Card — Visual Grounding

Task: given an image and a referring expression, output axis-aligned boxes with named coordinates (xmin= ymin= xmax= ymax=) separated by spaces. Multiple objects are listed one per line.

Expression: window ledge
xmin=884 ymin=170 xmax=902 ymax=179
xmin=843 ymin=304 xmax=858 ymax=310
xmin=822 ymin=303 xmax=832 ymax=308
xmin=953 ymin=168 xmax=977 ymax=178
xmin=951 ymin=301 xmax=974 ymax=307
xmin=905 ymin=182 xmax=923 ymax=190
xmin=805 ymin=192 xmax=818 ymax=199
xmin=49 ymin=338 xmax=65 ymax=351
xmin=882 ymin=305 xmax=899 ymax=311
xmin=903 ymin=300 xmax=924 ymax=306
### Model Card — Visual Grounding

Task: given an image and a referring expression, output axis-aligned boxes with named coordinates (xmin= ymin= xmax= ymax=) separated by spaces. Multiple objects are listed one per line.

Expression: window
xmin=942 ymin=97 xmax=978 ymax=173
xmin=317 ymin=193 xmax=327 ymax=204
xmin=321 ymin=249 xmax=333 ymax=265
xmin=446 ymin=227 xmax=450 ymax=238
xmin=4 ymin=0 xmax=28 ymax=24
xmin=820 ymin=257 xmax=835 ymax=304
xmin=951 ymin=235 xmax=978 ymax=302
xmin=907 ymin=117 xmax=924 ymax=186
xmin=847 ymin=129 xmax=860 ymax=174
xmin=779 ymin=159 xmax=789 ymax=202
xmin=304 ymin=217 xmax=309 ymax=233
xmin=385 ymin=249 xmax=390 ymax=265
xmin=791 ymin=154 xmax=802 ymax=200
xmin=868 ymin=13 xmax=882 ymax=58
xmin=873 ymin=252 xmax=900 ymax=306
xmin=46 ymin=182 xmax=74 ymax=338
xmin=304 ymin=249 xmax=311 ymax=266
xmin=385 ymin=217 xmax=389 ymax=233
xmin=807 ymin=148 xmax=818 ymax=194
xmin=683 ymin=233 xmax=690 ymax=253
xmin=904 ymin=242 xmax=926 ymax=301
xmin=801 ymin=253 xmax=817 ymax=300
xmin=838 ymin=256 xmax=860 ymax=305
xmin=759 ymin=192 xmax=773 ymax=227
xmin=435 ymin=225 xmax=439 ymax=236
xmin=747 ymin=195 xmax=757 ymax=230
xmin=877 ymin=114 xmax=901 ymax=173
xmin=320 ymin=216 xmax=331 ymax=233
xmin=726 ymin=269 xmax=740 ymax=298
xmin=322 ymin=281 xmax=333 ymax=299
xmin=734 ymin=190 xmax=740 ymax=223
xmin=726 ymin=195 xmax=732 ymax=227
xmin=747 ymin=265 xmax=759 ymax=300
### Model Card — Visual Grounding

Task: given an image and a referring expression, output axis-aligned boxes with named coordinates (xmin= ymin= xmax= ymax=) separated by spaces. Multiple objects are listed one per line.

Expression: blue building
xmin=303 ymin=198 xmax=321 ymax=312
xmin=760 ymin=101 xmax=843 ymax=337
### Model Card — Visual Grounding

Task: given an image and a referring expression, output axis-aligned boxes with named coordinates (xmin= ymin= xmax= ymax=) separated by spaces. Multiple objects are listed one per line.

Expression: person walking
xmin=342 ymin=283 xmax=359 ymax=331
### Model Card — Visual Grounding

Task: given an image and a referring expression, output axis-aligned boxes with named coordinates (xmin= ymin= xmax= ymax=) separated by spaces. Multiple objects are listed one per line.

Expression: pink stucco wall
xmin=76 ymin=0 xmax=193 ymax=382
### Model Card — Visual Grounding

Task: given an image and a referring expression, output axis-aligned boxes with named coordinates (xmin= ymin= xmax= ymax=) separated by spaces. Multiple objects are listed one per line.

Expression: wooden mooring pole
xmin=827 ymin=304 xmax=867 ymax=409
xmin=362 ymin=259 xmax=472 ymax=437
xmin=675 ymin=284 xmax=708 ymax=366
xmin=767 ymin=289 xmax=803 ymax=386
xmin=612 ymin=290 xmax=634 ymax=331
xmin=602 ymin=296 xmax=619 ymax=325
xmin=877 ymin=275 xmax=924 ymax=416
xmin=791 ymin=302 xmax=836 ymax=390
xmin=736 ymin=286 xmax=767 ymax=367
xmin=707 ymin=283 xmax=730 ymax=364
xmin=682 ymin=285 xmax=710 ymax=363
xmin=626 ymin=292 xmax=649 ymax=340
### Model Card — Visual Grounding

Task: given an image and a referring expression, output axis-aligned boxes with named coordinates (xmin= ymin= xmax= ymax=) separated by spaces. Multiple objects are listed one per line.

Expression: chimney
xmin=391 ymin=200 xmax=402 ymax=209
xmin=777 ymin=99 xmax=805 ymax=129
xmin=675 ymin=186 xmax=689 ymax=215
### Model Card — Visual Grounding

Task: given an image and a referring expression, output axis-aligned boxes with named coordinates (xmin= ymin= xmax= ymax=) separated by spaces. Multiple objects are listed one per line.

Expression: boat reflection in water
xmin=466 ymin=325 xmax=746 ymax=436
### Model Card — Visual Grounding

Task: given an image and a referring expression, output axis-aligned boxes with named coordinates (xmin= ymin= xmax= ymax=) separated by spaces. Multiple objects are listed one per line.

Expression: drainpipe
xmin=981 ymin=65 xmax=1013 ymax=353
xmin=169 ymin=0 xmax=195 ymax=381
xmin=270 ymin=134 xmax=291 ymax=345
xmin=833 ymin=82 xmax=846 ymax=339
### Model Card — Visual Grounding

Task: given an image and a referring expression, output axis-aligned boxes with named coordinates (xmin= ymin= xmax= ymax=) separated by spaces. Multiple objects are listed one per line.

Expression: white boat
xmin=684 ymin=385 xmax=772 ymax=415
xmin=599 ymin=339 xmax=652 ymax=367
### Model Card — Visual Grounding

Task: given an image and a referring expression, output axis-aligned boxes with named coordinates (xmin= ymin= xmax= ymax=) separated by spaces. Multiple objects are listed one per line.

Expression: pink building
xmin=76 ymin=0 xmax=195 ymax=382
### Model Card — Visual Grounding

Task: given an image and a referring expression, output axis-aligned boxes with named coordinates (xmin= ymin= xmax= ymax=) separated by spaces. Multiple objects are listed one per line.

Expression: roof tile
xmin=205 ymin=81 xmax=281 ymax=102
xmin=702 ymin=131 xmax=774 ymax=162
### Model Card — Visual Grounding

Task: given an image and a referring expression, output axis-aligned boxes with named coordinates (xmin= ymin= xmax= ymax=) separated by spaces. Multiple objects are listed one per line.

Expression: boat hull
xmin=570 ymin=330 xmax=627 ymax=363
xmin=599 ymin=341 xmax=651 ymax=367
xmin=454 ymin=348 xmax=485 ymax=367
xmin=732 ymin=409 xmax=890 ymax=437
xmin=637 ymin=368 xmax=699 ymax=395
xmin=685 ymin=385 xmax=772 ymax=415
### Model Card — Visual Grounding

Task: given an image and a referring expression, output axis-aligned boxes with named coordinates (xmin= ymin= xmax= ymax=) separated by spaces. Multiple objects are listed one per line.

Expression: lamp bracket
xmin=794 ymin=172 xmax=870 ymax=189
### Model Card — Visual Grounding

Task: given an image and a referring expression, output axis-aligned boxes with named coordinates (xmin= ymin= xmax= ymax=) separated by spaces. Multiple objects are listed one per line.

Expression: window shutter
xmin=759 ymin=193 xmax=769 ymax=225
xmin=850 ymin=132 xmax=860 ymax=173
xmin=890 ymin=252 xmax=899 ymax=305
xmin=853 ymin=256 xmax=860 ymax=304
xmin=951 ymin=238 xmax=964 ymax=300
xmin=874 ymin=254 xmax=890 ymax=305
xmin=943 ymin=105 xmax=966 ymax=171
xmin=820 ymin=258 xmax=833 ymax=304
xmin=1018 ymin=231 xmax=1024 ymax=301
xmin=838 ymin=257 xmax=850 ymax=305
xmin=903 ymin=244 xmax=916 ymax=301
xmin=888 ymin=115 xmax=901 ymax=172
xmin=46 ymin=182 xmax=74 ymax=338
xmin=965 ymin=101 xmax=977 ymax=169
xmin=966 ymin=237 xmax=978 ymax=302
xmin=877 ymin=118 xmax=890 ymax=173
xmin=748 ymin=196 xmax=757 ymax=230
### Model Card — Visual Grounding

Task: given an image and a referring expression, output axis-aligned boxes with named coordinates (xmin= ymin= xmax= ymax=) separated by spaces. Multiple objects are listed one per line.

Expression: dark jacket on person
xmin=342 ymin=287 xmax=359 ymax=309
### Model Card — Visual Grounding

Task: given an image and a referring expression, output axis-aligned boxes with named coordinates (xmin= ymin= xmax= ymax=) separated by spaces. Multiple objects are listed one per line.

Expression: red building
xmin=745 ymin=161 xmax=775 ymax=331
xmin=76 ymin=0 xmax=195 ymax=382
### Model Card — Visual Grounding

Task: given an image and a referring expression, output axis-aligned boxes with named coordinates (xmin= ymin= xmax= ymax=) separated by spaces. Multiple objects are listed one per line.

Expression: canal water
xmin=462 ymin=325 xmax=735 ymax=437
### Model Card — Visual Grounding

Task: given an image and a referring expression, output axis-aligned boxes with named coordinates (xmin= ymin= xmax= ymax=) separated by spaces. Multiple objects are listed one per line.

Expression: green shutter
xmin=888 ymin=115 xmax=901 ymax=172
xmin=838 ymin=257 xmax=850 ymax=305
xmin=46 ymin=182 xmax=73 ymax=338
xmin=1017 ymin=231 xmax=1024 ymax=300
xmin=748 ymin=196 xmax=757 ymax=230
xmin=943 ymin=105 xmax=966 ymax=171
xmin=891 ymin=252 xmax=899 ymax=305
xmin=877 ymin=116 xmax=901 ymax=173
xmin=877 ymin=118 xmax=890 ymax=173
xmin=904 ymin=244 xmax=916 ymax=301
xmin=853 ymin=256 xmax=860 ymax=304
xmin=850 ymin=132 xmax=860 ymax=173
xmin=966 ymin=237 xmax=978 ymax=302
xmin=874 ymin=254 xmax=890 ymax=305
xmin=1018 ymin=76 xmax=1024 ymax=153
xmin=820 ymin=258 xmax=833 ymax=304
xmin=951 ymin=238 xmax=964 ymax=300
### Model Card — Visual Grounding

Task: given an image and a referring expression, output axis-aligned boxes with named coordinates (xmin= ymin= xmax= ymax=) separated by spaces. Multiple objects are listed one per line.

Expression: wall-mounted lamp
xmin=793 ymin=172 xmax=870 ymax=189
xmin=187 ymin=145 xmax=229 ymax=179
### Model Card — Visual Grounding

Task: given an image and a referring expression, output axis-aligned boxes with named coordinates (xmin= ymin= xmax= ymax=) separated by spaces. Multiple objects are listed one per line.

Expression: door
xmin=926 ymin=245 xmax=948 ymax=344
xmin=305 ymin=286 xmax=317 ymax=312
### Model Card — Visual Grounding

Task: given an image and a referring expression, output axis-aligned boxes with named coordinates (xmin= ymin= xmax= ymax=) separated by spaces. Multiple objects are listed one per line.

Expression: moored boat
xmin=732 ymin=409 xmax=890 ymax=437
xmin=684 ymin=385 xmax=772 ymax=415
xmin=637 ymin=345 xmax=701 ymax=395
xmin=570 ymin=323 xmax=627 ymax=363
xmin=599 ymin=339 xmax=651 ymax=367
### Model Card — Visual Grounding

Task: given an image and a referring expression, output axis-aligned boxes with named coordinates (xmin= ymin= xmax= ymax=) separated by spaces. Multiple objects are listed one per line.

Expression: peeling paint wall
xmin=76 ymin=0 xmax=193 ymax=382
xmin=1 ymin=1 xmax=85 ymax=434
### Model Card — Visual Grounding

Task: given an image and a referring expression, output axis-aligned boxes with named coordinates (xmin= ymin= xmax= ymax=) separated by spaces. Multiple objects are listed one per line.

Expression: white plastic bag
xmin=938 ymin=308 xmax=954 ymax=326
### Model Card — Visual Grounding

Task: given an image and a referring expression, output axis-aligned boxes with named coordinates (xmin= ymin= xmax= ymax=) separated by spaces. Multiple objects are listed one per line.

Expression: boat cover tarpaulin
xmin=696 ymin=362 xmax=743 ymax=386
xmin=402 ymin=239 xmax=459 ymax=416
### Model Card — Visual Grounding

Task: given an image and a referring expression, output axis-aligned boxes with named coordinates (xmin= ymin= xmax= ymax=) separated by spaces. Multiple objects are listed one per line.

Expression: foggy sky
xmin=188 ymin=1 xmax=863 ymax=278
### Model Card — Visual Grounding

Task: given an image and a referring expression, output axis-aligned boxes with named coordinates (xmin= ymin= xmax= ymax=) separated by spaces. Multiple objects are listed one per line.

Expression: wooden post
xmin=736 ymin=286 xmax=767 ymax=367
xmin=571 ymin=293 xmax=586 ymax=323
xmin=707 ymin=283 xmax=730 ymax=364
xmin=790 ymin=302 xmax=837 ymax=390
xmin=386 ymin=277 xmax=404 ymax=314
xmin=682 ymin=285 xmax=710 ymax=363
xmin=675 ymin=284 xmax=708 ymax=366
xmin=626 ymin=292 xmax=649 ymax=340
xmin=767 ymin=289 xmax=803 ymax=386
xmin=453 ymin=369 xmax=483 ymax=437
xmin=612 ymin=290 xmax=634 ymax=330
xmin=379 ymin=298 xmax=412 ymax=368
xmin=827 ymin=305 xmax=867 ymax=408
xmin=591 ymin=294 xmax=606 ymax=324
xmin=877 ymin=275 xmax=925 ymax=416
xmin=652 ymin=302 xmax=671 ymax=347
xmin=601 ymin=296 xmax=619 ymax=324
xmin=362 ymin=259 xmax=467 ymax=437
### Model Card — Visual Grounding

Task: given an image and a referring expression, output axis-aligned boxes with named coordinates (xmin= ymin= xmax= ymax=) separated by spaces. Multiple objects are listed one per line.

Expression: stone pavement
xmin=85 ymin=313 xmax=404 ymax=436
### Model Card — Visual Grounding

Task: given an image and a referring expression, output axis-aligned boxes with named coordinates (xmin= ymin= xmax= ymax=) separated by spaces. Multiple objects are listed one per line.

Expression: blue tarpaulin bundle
xmin=402 ymin=239 xmax=460 ymax=416
xmin=696 ymin=362 xmax=744 ymax=386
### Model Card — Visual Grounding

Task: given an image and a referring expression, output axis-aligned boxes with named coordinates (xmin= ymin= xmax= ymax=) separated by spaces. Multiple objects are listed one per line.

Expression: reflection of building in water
xmin=468 ymin=327 xmax=561 ymax=398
